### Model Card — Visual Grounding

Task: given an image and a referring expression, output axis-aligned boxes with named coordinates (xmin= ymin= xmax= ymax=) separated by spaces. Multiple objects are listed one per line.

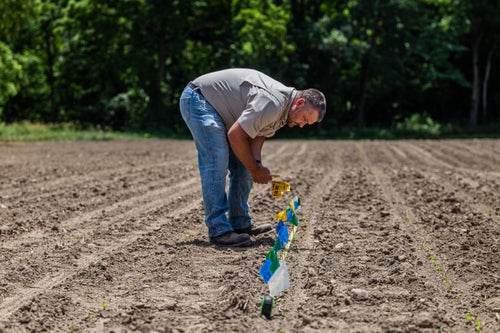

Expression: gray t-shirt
xmin=193 ymin=68 xmax=296 ymax=138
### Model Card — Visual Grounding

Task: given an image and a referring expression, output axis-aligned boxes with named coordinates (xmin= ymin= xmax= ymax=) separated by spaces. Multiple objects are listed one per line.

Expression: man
xmin=179 ymin=68 xmax=326 ymax=247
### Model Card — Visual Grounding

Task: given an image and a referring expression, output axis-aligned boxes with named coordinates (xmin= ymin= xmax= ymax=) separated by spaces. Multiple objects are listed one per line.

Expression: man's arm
xmin=227 ymin=122 xmax=272 ymax=184
xmin=250 ymin=135 xmax=266 ymax=162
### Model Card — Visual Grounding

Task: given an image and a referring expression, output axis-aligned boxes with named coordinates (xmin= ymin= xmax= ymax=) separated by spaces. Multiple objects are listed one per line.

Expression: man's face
xmin=287 ymin=99 xmax=319 ymax=128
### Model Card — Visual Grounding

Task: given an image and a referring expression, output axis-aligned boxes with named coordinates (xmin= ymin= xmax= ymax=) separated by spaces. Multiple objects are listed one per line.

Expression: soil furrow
xmin=1 ymin=139 xmax=498 ymax=333
xmin=0 ymin=187 xmax=202 ymax=329
xmin=283 ymin=141 xmax=345 ymax=332
xmin=0 ymin=163 xmax=198 ymax=241
xmin=361 ymin=141 xmax=499 ymax=332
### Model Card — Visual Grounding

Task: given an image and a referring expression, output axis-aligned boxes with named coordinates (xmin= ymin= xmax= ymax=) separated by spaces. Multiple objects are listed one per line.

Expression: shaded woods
xmin=1 ymin=0 xmax=499 ymax=136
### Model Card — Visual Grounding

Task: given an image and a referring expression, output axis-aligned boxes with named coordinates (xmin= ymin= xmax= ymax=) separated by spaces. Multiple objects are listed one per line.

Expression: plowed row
xmin=0 ymin=139 xmax=498 ymax=332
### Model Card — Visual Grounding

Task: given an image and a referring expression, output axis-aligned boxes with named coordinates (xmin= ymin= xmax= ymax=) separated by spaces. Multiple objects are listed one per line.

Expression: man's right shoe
xmin=209 ymin=231 xmax=252 ymax=247
xmin=234 ymin=223 xmax=273 ymax=236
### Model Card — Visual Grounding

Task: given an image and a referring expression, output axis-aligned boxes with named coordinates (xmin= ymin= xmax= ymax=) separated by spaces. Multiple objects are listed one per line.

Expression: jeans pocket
xmin=179 ymin=90 xmax=192 ymax=122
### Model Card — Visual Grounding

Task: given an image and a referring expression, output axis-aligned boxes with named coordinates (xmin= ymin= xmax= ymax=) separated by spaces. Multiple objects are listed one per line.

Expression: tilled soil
xmin=0 ymin=139 xmax=498 ymax=333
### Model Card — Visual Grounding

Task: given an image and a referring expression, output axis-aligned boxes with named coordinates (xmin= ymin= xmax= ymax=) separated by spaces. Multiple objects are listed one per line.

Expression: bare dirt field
xmin=0 ymin=139 xmax=499 ymax=333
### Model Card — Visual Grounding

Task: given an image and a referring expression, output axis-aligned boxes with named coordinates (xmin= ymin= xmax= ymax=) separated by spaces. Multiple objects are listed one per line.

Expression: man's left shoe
xmin=235 ymin=223 xmax=273 ymax=236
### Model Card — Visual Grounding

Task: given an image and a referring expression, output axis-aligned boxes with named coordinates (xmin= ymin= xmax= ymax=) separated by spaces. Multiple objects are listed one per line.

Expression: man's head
xmin=287 ymin=89 xmax=326 ymax=128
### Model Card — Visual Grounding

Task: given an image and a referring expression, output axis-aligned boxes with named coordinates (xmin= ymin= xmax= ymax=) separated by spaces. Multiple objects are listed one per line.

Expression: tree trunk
xmin=149 ymin=34 xmax=167 ymax=126
xmin=470 ymin=30 xmax=483 ymax=125
xmin=357 ymin=51 xmax=371 ymax=124
xmin=482 ymin=46 xmax=495 ymax=121
xmin=44 ymin=22 xmax=58 ymax=123
xmin=357 ymin=19 xmax=379 ymax=125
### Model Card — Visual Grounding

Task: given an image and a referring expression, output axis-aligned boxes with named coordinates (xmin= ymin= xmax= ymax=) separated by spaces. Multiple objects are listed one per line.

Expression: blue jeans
xmin=179 ymin=84 xmax=254 ymax=238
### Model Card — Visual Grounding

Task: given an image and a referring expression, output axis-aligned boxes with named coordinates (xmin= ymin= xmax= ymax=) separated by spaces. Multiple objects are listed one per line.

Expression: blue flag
xmin=259 ymin=258 xmax=273 ymax=283
xmin=276 ymin=221 xmax=289 ymax=246
xmin=290 ymin=196 xmax=301 ymax=211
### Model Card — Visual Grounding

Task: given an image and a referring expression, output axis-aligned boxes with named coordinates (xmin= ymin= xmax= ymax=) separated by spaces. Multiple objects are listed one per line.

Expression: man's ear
xmin=295 ymin=98 xmax=306 ymax=106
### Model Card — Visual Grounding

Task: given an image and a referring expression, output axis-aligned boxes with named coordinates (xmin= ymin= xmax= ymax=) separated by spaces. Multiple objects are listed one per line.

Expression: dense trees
xmin=1 ymin=0 xmax=498 ymax=134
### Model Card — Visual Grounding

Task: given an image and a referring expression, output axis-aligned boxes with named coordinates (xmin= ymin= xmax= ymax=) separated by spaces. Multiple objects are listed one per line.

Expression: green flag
xmin=272 ymin=238 xmax=283 ymax=252
xmin=266 ymin=249 xmax=280 ymax=272
xmin=289 ymin=214 xmax=299 ymax=226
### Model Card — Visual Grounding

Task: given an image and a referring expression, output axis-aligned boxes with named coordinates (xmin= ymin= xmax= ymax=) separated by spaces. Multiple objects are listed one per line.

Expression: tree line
xmin=1 ymin=0 xmax=499 ymax=136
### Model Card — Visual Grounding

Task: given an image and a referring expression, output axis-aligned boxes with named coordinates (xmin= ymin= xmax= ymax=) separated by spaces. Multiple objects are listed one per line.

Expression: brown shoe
xmin=209 ymin=231 xmax=252 ymax=247
xmin=235 ymin=223 xmax=273 ymax=236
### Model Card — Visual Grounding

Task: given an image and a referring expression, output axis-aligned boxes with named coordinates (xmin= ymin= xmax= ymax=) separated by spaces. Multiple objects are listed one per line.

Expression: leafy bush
xmin=393 ymin=113 xmax=441 ymax=137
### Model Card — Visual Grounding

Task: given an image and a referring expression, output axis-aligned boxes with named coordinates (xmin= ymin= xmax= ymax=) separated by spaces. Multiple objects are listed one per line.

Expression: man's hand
xmin=252 ymin=163 xmax=272 ymax=184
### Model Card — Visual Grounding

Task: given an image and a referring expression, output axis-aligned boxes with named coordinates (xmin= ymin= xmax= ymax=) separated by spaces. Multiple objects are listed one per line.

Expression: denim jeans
xmin=179 ymin=84 xmax=254 ymax=238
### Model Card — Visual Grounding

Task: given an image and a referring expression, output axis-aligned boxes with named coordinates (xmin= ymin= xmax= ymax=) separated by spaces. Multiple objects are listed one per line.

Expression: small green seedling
xmin=475 ymin=320 xmax=481 ymax=332
xmin=429 ymin=254 xmax=435 ymax=263
xmin=102 ymin=301 xmax=107 ymax=311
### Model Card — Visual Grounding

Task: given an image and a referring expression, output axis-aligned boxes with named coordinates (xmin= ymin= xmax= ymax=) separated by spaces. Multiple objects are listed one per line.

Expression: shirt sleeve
xmin=238 ymin=86 xmax=282 ymax=139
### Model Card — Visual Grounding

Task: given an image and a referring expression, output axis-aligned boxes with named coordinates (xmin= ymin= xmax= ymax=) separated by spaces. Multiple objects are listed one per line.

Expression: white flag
xmin=268 ymin=261 xmax=290 ymax=296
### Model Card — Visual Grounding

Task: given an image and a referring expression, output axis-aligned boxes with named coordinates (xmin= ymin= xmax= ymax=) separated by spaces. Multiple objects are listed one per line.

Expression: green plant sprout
xmin=422 ymin=243 xmax=452 ymax=291
xmin=475 ymin=320 xmax=481 ymax=332
xmin=88 ymin=314 xmax=94 ymax=322
xmin=176 ymin=232 xmax=194 ymax=245
xmin=70 ymin=323 xmax=75 ymax=332
xmin=404 ymin=212 xmax=413 ymax=223
xmin=102 ymin=301 xmax=107 ymax=311
xmin=73 ymin=234 xmax=88 ymax=243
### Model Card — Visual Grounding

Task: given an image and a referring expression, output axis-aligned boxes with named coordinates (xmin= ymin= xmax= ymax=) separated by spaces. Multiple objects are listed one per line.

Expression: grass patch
xmin=0 ymin=122 xmax=146 ymax=142
xmin=1 ymin=119 xmax=499 ymax=142
xmin=275 ymin=116 xmax=500 ymax=140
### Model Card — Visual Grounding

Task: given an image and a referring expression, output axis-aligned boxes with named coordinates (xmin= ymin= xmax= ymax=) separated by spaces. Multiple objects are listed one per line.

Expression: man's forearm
xmin=227 ymin=124 xmax=260 ymax=173
xmin=250 ymin=136 xmax=266 ymax=162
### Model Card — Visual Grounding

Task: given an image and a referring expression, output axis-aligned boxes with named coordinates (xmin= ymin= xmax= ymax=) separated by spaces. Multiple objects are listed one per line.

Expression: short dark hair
xmin=297 ymin=89 xmax=326 ymax=122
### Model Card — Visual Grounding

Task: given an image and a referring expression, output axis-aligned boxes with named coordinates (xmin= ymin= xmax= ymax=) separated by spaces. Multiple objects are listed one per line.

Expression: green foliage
xmin=0 ymin=0 xmax=498 ymax=134
xmin=0 ymin=43 xmax=24 ymax=109
xmin=231 ymin=0 xmax=294 ymax=74
xmin=0 ymin=0 xmax=41 ymax=42
xmin=394 ymin=113 xmax=441 ymax=137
